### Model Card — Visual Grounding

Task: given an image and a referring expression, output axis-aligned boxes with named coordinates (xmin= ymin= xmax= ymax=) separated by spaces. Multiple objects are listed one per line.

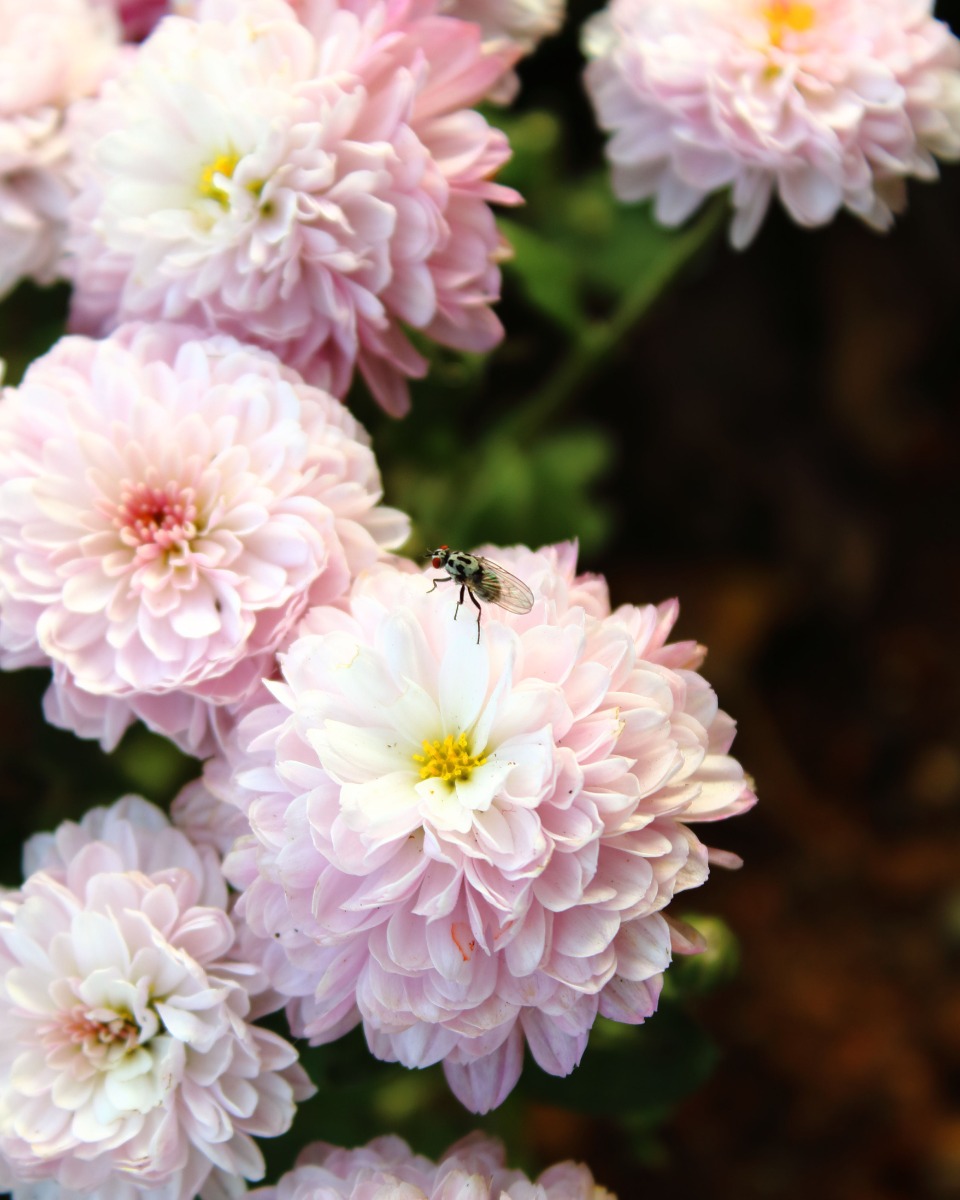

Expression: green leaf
xmin=500 ymin=218 xmax=583 ymax=333
xmin=551 ymin=176 xmax=688 ymax=296
xmin=387 ymin=424 xmax=615 ymax=556
xmin=489 ymin=109 xmax=563 ymax=201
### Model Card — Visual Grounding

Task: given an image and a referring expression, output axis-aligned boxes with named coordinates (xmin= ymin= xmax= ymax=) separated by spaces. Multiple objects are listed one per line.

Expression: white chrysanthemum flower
xmin=583 ymin=0 xmax=960 ymax=247
xmin=0 ymin=323 xmax=409 ymax=756
xmin=213 ymin=543 xmax=755 ymax=1113
xmin=0 ymin=796 xmax=313 ymax=1200
xmin=0 ymin=0 xmax=120 ymax=297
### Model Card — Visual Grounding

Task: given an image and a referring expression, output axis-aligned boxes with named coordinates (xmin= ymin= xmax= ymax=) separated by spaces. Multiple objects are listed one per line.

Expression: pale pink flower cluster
xmin=250 ymin=1133 xmax=615 ymax=1200
xmin=582 ymin=0 xmax=960 ymax=247
xmin=0 ymin=0 xmax=120 ymax=298
xmin=65 ymin=0 xmax=520 ymax=415
xmin=0 ymin=323 xmax=408 ymax=757
xmin=214 ymin=543 xmax=755 ymax=1112
xmin=0 ymin=796 xmax=312 ymax=1200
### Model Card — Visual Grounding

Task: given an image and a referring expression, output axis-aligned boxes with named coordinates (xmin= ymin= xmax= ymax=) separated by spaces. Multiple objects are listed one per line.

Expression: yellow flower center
xmin=762 ymin=0 xmax=815 ymax=45
xmin=199 ymin=152 xmax=240 ymax=206
xmin=413 ymin=733 xmax=487 ymax=783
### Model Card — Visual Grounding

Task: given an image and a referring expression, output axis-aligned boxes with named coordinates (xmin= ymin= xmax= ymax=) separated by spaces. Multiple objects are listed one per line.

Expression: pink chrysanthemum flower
xmin=582 ymin=0 xmax=960 ymax=247
xmin=0 ymin=323 xmax=409 ymax=757
xmin=0 ymin=796 xmax=313 ymax=1200
xmin=0 ymin=0 xmax=120 ymax=298
xmin=250 ymin=1133 xmax=615 ymax=1200
xmin=65 ymin=0 xmax=519 ymax=416
xmin=214 ymin=543 xmax=755 ymax=1113
xmin=24 ymin=793 xmax=228 ymax=904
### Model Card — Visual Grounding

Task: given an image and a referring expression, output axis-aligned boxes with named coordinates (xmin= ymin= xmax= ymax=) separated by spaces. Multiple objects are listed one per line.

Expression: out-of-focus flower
xmin=582 ymin=0 xmax=960 ymax=247
xmin=442 ymin=0 xmax=564 ymax=101
xmin=0 ymin=796 xmax=313 ymax=1200
xmin=0 ymin=0 xmax=119 ymax=298
xmin=0 ymin=323 xmax=408 ymax=757
xmin=66 ymin=0 xmax=519 ymax=416
xmin=450 ymin=0 xmax=562 ymax=54
xmin=250 ymin=1133 xmax=615 ymax=1200
xmin=214 ymin=543 xmax=755 ymax=1112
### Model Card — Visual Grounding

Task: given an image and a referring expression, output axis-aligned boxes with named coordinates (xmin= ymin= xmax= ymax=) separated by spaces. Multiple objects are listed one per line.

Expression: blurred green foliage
xmin=497 ymin=110 xmax=723 ymax=322
xmin=350 ymin=108 xmax=725 ymax=563
xmin=663 ymin=914 xmax=743 ymax=998
xmin=385 ymin=422 xmax=614 ymax=555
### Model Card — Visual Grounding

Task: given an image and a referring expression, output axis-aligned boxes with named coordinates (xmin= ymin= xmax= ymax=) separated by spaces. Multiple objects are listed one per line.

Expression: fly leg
xmin=428 ymin=576 xmax=453 ymax=594
xmin=453 ymin=583 xmax=466 ymax=623
xmin=468 ymin=589 xmax=482 ymax=643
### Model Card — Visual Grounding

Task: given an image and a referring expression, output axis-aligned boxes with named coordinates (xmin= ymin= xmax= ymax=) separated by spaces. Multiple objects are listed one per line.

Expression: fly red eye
xmin=432 ymin=556 xmax=442 ymax=568
xmin=440 ymin=544 xmax=448 ymax=550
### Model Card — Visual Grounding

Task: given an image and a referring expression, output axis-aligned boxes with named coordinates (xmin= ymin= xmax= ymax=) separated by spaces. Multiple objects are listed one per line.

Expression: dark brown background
xmin=516 ymin=70 xmax=960 ymax=1199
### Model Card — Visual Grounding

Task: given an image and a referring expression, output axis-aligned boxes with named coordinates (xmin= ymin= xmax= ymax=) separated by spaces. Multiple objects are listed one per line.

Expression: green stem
xmin=504 ymin=199 xmax=727 ymax=444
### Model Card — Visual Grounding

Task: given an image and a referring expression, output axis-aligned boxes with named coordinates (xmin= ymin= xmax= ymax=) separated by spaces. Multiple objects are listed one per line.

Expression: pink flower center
xmin=42 ymin=1007 xmax=142 ymax=1069
xmin=114 ymin=480 xmax=199 ymax=553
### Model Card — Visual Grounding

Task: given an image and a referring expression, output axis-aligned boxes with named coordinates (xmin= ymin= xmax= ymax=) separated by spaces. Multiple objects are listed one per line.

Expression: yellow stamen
xmin=199 ymin=152 xmax=240 ymax=206
xmin=413 ymin=733 xmax=487 ymax=783
xmin=762 ymin=0 xmax=815 ymax=45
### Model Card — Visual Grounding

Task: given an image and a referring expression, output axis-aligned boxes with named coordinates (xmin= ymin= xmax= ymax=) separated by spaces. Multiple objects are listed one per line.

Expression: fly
xmin=427 ymin=546 xmax=534 ymax=643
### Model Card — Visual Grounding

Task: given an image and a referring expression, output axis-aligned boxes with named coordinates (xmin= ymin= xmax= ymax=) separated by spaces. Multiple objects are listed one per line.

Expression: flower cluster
xmin=0 ymin=323 xmax=408 ymax=756
xmin=0 ymin=796 xmax=312 ymax=1200
xmin=250 ymin=1133 xmax=615 ymax=1200
xmin=65 ymin=0 xmax=520 ymax=415
xmin=0 ymin=0 xmax=120 ymax=299
xmin=214 ymin=543 xmax=755 ymax=1112
xmin=0 ymin=0 xmax=782 ymax=1178
xmin=583 ymin=0 xmax=960 ymax=246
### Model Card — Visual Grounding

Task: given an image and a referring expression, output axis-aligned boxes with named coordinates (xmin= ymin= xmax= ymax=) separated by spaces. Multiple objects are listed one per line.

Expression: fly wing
xmin=477 ymin=558 xmax=535 ymax=614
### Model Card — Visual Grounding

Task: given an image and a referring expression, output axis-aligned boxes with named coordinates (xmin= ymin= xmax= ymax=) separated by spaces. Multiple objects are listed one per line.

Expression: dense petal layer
xmin=0 ymin=323 xmax=408 ymax=755
xmin=583 ymin=0 xmax=960 ymax=245
xmin=211 ymin=542 xmax=755 ymax=1112
xmin=249 ymin=1133 xmax=614 ymax=1200
xmin=0 ymin=797 xmax=311 ymax=1200
xmin=66 ymin=0 xmax=519 ymax=414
